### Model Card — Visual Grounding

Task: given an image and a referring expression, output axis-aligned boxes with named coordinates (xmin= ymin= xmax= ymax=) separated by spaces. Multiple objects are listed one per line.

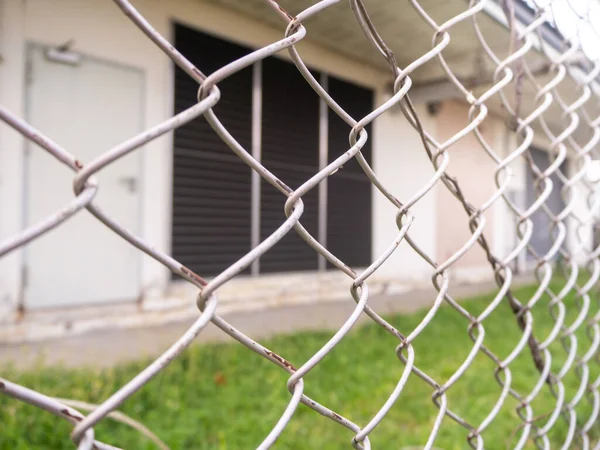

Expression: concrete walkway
xmin=0 ymin=279 xmax=516 ymax=370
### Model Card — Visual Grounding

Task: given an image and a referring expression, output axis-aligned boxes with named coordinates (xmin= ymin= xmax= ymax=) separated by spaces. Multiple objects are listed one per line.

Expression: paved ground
xmin=0 ymin=279 xmax=518 ymax=369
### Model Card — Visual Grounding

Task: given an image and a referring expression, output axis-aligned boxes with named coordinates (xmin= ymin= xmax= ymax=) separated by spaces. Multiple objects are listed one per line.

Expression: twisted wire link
xmin=513 ymin=39 xmax=575 ymax=450
xmin=492 ymin=2 xmax=600 ymax=448
xmin=536 ymin=18 xmax=600 ymax=448
xmin=511 ymin=8 xmax=600 ymax=447
xmin=401 ymin=2 xmax=549 ymax=447
xmin=468 ymin=3 xmax=581 ymax=447
xmin=1 ymin=0 xmax=600 ymax=448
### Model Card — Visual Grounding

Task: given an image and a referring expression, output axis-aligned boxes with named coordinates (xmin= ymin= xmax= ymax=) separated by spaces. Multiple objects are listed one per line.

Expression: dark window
xmin=171 ymin=23 xmax=374 ymax=277
xmin=327 ymin=77 xmax=373 ymax=267
xmin=172 ymin=24 xmax=252 ymax=277
xmin=259 ymin=57 xmax=320 ymax=272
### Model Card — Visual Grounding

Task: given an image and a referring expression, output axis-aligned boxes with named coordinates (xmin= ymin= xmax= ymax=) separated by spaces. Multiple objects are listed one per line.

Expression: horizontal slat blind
xmin=259 ymin=57 xmax=320 ymax=272
xmin=172 ymin=24 xmax=252 ymax=277
xmin=171 ymin=24 xmax=374 ymax=276
xmin=327 ymin=77 xmax=373 ymax=268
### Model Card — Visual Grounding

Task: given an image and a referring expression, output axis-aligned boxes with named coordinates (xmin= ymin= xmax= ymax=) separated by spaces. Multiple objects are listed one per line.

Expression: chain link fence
xmin=2 ymin=0 xmax=600 ymax=448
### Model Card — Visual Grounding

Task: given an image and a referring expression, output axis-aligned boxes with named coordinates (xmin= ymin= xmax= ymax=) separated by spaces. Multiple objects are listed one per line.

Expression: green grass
xmin=2 ymin=281 xmax=599 ymax=449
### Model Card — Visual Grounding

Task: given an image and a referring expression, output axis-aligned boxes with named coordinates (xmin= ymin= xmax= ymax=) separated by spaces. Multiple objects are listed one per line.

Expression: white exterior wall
xmin=371 ymin=101 xmax=437 ymax=282
xmin=567 ymin=156 xmax=595 ymax=266
xmin=0 ymin=0 xmax=442 ymax=330
xmin=490 ymin=117 xmax=515 ymax=261
xmin=496 ymin=128 xmax=528 ymax=270
xmin=0 ymin=0 xmax=26 ymax=322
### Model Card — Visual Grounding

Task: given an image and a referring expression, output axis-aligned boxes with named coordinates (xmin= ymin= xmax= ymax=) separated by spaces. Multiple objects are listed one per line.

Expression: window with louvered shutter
xmin=259 ymin=57 xmax=320 ymax=273
xmin=171 ymin=23 xmax=374 ymax=277
xmin=327 ymin=77 xmax=373 ymax=268
xmin=172 ymin=24 xmax=252 ymax=277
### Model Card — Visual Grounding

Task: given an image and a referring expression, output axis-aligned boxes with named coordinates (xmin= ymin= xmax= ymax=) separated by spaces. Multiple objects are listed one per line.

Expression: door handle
xmin=117 ymin=176 xmax=138 ymax=193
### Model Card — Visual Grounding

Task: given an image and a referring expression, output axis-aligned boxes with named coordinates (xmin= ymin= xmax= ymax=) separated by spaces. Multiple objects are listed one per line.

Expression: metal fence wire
xmin=2 ymin=0 xmax=600 ymax=448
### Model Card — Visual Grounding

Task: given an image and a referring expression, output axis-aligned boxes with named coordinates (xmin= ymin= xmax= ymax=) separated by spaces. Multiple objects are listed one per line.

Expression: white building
xmin=0 ymin=0 xmax=591 ymax=342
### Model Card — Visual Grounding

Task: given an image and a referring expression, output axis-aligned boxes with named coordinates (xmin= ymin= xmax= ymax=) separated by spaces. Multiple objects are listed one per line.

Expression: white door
xmin=24 ymin=45 xmax=144 ymax=309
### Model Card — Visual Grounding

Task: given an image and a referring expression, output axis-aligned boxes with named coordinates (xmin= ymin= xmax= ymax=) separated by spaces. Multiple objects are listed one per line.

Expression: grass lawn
xmin=2 ymin=280 xmax=599 ymax=449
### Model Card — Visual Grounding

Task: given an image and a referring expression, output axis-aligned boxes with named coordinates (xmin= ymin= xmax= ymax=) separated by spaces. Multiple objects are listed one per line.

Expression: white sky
xmin=528 ymin=0 xmax=600 ymax=60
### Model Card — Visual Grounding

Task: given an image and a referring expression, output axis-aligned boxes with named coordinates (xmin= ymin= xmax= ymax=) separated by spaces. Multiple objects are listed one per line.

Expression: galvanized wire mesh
xmin=2 ymin=0 xmax=600 ymax=448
